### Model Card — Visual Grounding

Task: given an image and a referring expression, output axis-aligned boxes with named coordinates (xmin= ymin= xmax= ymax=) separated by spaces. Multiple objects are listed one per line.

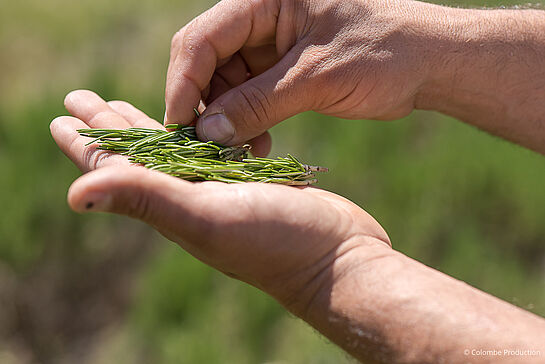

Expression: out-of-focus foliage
xmin=0 ymin=0 xmax=543 ymax=362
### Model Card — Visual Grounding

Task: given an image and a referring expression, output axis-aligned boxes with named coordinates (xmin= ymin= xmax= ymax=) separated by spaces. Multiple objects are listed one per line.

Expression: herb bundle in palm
xmin=78 ymin=124 xmax=327 ymax=185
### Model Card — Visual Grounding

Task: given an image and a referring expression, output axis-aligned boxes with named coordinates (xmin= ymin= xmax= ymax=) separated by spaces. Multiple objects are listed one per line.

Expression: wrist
xmin=413 ymin=5 xmax=489 ymax=112
xmin=414 ymin=5 xmax=545 ymax=115
xmin=370 ymin=1 xmax=462 ymax=114
xmin=409 ymin=3 xmax=474 ymax=112
xmin=297 ymin=236 xmax=401 ymax=362
xmin=285 ymin=235 xmax=394 ymax=321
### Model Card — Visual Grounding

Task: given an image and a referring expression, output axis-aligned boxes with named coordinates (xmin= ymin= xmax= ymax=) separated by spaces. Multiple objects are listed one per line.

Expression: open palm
xmin=50 ymin=90 xmax=391 ymax=313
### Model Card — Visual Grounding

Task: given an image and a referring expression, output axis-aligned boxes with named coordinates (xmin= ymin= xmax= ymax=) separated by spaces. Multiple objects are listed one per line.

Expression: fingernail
xmin=200 ymin=113 xmax=235 ymax=144
xmin=81 ymin=192 xmax=112 ymax=212
xmin=163 ymin=111 xmax=168 ymax=125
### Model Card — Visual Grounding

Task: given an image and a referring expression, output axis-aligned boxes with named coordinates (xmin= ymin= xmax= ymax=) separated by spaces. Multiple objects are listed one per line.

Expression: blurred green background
xmin=0 ymin=0 xmax=544 ymax=363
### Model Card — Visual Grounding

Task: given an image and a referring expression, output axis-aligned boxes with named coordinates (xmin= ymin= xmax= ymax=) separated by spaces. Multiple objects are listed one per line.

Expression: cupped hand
xmin=51 ymin=90 xmax=391 ymax=314
xmin=166 ymin=0 xmax=432 ymax=145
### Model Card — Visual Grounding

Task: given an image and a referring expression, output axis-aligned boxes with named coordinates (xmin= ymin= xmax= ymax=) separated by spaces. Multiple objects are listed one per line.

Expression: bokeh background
xmin=1 ymin=0 xmax=544 ymax=363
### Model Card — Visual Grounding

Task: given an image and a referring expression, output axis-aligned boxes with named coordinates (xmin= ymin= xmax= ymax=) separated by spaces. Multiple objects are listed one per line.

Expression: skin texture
xmin=415 ymin=6 xmax=545 ymax=153
xmin=165 ymin=0 xmax=431 ymax=146
xmin=51 ymin=90 xmax=545 ymax=364
xmin=51 ymin=0 xmax=545 ymax=362
xmin=50 ymin=90 xmax=391 ymax=312
xmin=165 ymin=0 xmax=545 ymax=153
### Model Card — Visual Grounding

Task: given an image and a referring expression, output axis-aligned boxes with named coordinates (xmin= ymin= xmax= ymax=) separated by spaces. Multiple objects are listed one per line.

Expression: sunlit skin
xmin=51 ymin=0 xmax=545 ymax=362
xmin=51 ymin=90 xmax=391 ymax=312
xmin=165 ymin=0 xmax=545 ymax=153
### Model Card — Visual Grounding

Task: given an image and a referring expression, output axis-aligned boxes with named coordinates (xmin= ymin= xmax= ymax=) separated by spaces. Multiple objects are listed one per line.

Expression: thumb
xmin=196 ymin=49 xmax=310 ymax=146
xmin=67 ymin=166 xmax=201 ymax=229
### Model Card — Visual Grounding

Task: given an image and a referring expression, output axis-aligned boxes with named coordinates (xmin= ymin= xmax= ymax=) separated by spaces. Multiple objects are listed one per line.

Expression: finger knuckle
xmin=82 ymin=146 xmax=115 ymax=170
xmin=122 ymin=189 xmax=154 ymax=222
xmin=237 ymin=86 xmax=275 ymax=129
xmin=170 ymin=29 xmax=183 ymax=49
xmin=182 ymin=19 xmax=205 ymax=51
xmin=302 ymin=46 xmax=340 ymax=82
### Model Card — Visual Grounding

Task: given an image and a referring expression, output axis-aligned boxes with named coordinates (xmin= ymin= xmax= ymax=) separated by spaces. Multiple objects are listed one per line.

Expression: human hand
xmin=52 ymin=90 xmax=545 ymax=363
xmin=165 ymin=0 xmax=434 ymax=146
xmin=51 ymin=89 xmax=391 ymax=315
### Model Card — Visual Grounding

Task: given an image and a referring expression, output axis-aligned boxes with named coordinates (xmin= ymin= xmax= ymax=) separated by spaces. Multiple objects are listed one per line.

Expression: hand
xmin=52 ymin=90 xmax=545 ymax=363
xmin=51 ymin=90 xmax=391 ymax=314
xmin=165 ymin=0 xmax=432 ymax=145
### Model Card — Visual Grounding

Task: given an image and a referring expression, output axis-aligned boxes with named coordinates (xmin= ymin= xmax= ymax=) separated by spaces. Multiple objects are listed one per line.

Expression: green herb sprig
xmin=78 ymin=124 xmax=327 ymax=185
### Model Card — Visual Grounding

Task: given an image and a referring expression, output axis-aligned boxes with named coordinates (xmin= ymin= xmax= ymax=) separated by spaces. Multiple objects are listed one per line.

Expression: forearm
xmin=296 ymin=238 xmax=545 ymax=364
xmin=415 ymin=4 xmax=545 ymax=153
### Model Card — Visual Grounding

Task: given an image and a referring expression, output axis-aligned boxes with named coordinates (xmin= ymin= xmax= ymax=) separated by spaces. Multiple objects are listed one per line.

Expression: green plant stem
xmin=78 ymin=125 xmax=327 ymax=185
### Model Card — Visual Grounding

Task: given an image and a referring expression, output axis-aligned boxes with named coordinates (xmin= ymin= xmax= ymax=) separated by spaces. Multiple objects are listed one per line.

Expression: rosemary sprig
xmin=77 ymin=124 xmax=327 ymax=185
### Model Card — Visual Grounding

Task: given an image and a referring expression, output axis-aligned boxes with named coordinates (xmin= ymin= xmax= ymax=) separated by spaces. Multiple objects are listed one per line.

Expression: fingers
xmin=215 ymin=53 xmax=251 ymax=88
xmin=239 ymin=44 xmax=280 ymax=76
xmin=165 ymin=0 xmax=282 ymax=125
xmin=64 ymin=90 xmax=131 ymax=129
xmin=248 ymin=132 xmax=272 ymax=157
xmin=67 ymin=166 xmax=203 ymax=235
xmin=195 ymin=47 xmax=309 ymax=145
xmin=107 ymin=100 xmax=164 ymax=129
xmin=205 ymin=53 xmax=252 ymax=104
xmin=50 ymin=116 xmax=128 ymax=172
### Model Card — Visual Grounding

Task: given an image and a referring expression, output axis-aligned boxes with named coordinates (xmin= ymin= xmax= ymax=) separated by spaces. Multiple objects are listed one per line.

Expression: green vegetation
xmin=78 ymin=126 xmax=326 ymax=185
xmin=0 ymin=0 xmax=543 ymax=362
